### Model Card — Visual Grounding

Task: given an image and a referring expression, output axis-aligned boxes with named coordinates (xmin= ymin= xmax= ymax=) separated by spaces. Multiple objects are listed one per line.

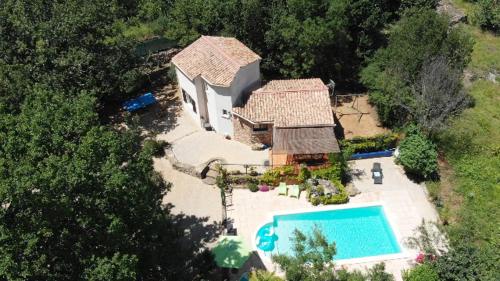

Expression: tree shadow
xmin=231 ymin=251 xmax=268 ymax=280
xmin=349 ymin=168 xmax=366 ymax=180
xmin=166 ymin=206 xmax=270 ymax=281
xmin=134 ymin=82 xmax=182 ymax=136
xmin=333 ymin=113 xmax=345 ymax=140
xmin=161 ymin=202 xmax=224 ymax=280
xmin=403 ymin=169 xmax=440 ymax=184
xmin=100 ymin=67 xmax=182 ymax=135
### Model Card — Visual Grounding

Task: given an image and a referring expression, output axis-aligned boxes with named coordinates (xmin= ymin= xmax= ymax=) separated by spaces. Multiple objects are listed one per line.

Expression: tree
xmin=365 ymin=263 xmax=395 ymax=281
xmin=165 ymin=0 xmax=222 ymax=46
xmin=361 ymin=9 xmax=473 ymax=127
xmin=0 ymin=0 xmax=141 ymax=103
xmin=435 ymin=244 xmax=499 ymax=281
xmin=272 ymin=227 xmax=395 ymax=281
xmin=0 ymin=89 xmax=201 ymax=280
xmin=472 ymin=0 xmax=500 ymax=33
xmin=272 ymin=227 xmax=337 ymax=281
xmin=402 ymin=263 xmax=439 ymax=281
xmin=249 ymin=270 xmax=284 ymax=281
xmin=399 ymin=0 xmax=439 ymax=11
xmin=0 ymin=1 xmax=215 ymax=280
xmin=405 ymin=220 xmax=447 ymax=258
xmin=402 ymin=56 xmax=471 ymax=135
xmin=165 ymin=0 xmax=405 ymax=85
xmin=397 ymin=126 xmax=438 ymax=179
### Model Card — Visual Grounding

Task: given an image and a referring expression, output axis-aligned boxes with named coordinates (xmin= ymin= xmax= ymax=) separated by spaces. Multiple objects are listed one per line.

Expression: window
xmin=182 ymin=89 xmax=188 ymax=103
xmin=253 ymin=124 xmax=268 ymax=132
xmin=222 ymin=109 xmax=230 ymax=118
xmin=181 ymin=89 xmax=197 ymax=113
xmin=191 ymin=99 xmax=197 ymax=113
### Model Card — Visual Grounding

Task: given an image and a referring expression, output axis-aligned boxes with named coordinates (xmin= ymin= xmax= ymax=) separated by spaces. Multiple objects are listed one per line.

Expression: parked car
xmin=371 ymin=162 xmax=383 ymax=184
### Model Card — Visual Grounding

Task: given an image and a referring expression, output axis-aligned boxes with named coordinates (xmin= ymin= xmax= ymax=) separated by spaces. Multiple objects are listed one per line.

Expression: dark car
xmin=371 ymin=162 xmax=383 ymax=184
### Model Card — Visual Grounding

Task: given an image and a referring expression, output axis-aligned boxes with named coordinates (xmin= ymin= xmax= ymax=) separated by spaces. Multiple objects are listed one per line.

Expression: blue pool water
xmin=255 ymin=206 xmax=401 ymax=260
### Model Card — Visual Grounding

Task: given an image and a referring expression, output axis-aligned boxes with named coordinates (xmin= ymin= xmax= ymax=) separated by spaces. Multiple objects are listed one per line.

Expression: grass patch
xmin=435 ymin=0 xmax=500 ymax=255
xmin=438 ymin=76 xmax=499 ymax=250
xmin=440 ymin=80 xmax=500 ymax=157
xmin=451 ymin=0 xmax=475 ymax=16
xmin=466 ymin=25 xmax=500 ymax=75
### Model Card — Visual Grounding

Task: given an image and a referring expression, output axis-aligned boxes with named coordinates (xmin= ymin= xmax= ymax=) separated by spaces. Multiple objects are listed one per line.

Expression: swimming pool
xmin=255 ymin=205 xmax=401 ymax=260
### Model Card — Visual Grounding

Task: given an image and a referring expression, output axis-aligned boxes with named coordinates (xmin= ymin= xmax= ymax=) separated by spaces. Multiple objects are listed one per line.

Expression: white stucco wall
xmin=205 ymin=83 xmax=232 ymax=136
xmin=174 ymin=60 xmax=261 ymax=136
xmin=206 ymin=60 xmax=261 ymax=136
xmin=175 ymin=68 xmax=202 ymax=125
xmin=231 ymin=60 xmax=261 ymax=105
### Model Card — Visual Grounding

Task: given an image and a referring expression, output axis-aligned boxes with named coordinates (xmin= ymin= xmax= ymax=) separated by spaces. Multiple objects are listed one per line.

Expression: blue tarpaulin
xmin=123 ymin=92 xmax=157 ymax=112
xmin=351 ymin=149 xmax=394 ymax=160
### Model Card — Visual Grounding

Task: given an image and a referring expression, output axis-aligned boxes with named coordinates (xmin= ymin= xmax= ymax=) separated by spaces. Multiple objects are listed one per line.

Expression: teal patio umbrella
xmin=212 ymin=236 xmax=252 ymax=268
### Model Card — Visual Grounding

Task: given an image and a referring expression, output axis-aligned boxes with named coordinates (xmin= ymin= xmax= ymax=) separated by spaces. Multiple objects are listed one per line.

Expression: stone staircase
xmin=201 ymin=161 xmax=220 ymax=185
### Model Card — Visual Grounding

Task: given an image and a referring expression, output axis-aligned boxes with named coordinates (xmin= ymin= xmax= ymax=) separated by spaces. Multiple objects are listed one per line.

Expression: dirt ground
xmin=332 ymin=94 xmax=389 ymax=139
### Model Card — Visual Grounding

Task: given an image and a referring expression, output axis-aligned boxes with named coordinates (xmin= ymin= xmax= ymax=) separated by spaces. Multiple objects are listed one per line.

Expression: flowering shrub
xmin=416 ymin=252 xmax=425 ymax=264
xmin=259 ymin=184 xmax=270 ymax=192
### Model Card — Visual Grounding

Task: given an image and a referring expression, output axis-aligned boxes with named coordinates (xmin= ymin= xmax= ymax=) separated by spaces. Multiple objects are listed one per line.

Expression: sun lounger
xmin=278 ymin=182 xmax=287 ymax=196
xmin=288 ymin=185 xmax=300 ymax=198
xmin=123 ymin=92 xmax=157 ymax=112
xmin=371 ymin=162 xmax=383 ymax=184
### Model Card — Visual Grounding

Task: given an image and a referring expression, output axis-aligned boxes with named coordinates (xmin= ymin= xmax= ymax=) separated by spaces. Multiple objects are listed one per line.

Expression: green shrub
xmin=434 ymin=244 xmax=497 ymax=281
xmin=310 ymin=197 xmax=321 ymax=206
xmin=403 ymin=264 xmax=439 ymax=281
xmin=328 ymin=151 xmax=352 ymax=183
xmin=260 ymin=166 xmax=296 ymax=186
xmin=260 ymin=169 xmax=281 ymax=186
xmin=321 ymin=181 xmax=349 ymax=205
xmin=471 ymin=0 xmax=499 ymax=33
xmin=340 ymin=133 xmax=399 ymax=153
xmin=322 ymin=192 xmax=349 ymax=205
xmin=249 ymin=270 xmax=283 ymax=281
xmin=297 ymin=165 xmax=311 ymax=183
xmin=143 ymin=139 xmax=169 ymax=157
xmin=278 ymin=165 xmax=295 ymax=176
xmin=248 ymin=182 xmax=259 ymax=192
xmin=397 ymin=127 xmax=438 ymax=179
xmin=299 ymin=182 xmax=310 ymax=192
xmin=311 ymin=165 xmax=341 ymax=182
xmin=308 ymin=180 xmax=349 ymax=205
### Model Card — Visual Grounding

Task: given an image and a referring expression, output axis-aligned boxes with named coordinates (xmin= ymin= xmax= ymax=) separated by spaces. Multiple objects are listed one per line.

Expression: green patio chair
xmin=278 ymin=182 xmax=287 ymax=196
xmin=288 ymin=185 xmax=300 ymax=199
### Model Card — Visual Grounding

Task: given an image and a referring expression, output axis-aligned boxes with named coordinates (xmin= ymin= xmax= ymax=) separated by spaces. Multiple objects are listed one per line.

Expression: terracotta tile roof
xmin=233 ymin=79 xmax=334 ymax=127
xmin=172 ymin=36 xmax=261 ymax=87
xmin=258 ymin=78 xmax=328 ymax=92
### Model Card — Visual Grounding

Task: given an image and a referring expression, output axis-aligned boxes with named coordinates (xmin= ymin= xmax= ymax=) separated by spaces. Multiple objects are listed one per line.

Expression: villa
xmin=172 ymin=36 xmax=340 ymax=166
xmin=171 ymin=35 xmax=261 ymax=136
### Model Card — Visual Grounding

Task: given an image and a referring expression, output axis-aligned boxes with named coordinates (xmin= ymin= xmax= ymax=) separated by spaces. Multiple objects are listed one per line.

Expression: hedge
xmin=340 ymin=133 xmax=399 ymax=153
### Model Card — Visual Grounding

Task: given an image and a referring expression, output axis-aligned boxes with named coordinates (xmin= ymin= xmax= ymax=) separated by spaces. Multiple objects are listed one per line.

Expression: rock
xmin=205 ymin=169 xmax=219 ymax=179
xmin=307 ymin=178 xmax=319 ymax=186
xmin=251 ymin=143 xmax=266 ymax=151
xmin=202 ymin=177 xmax=217 ymax=185
xmin=487 ymin=72 xmax=498 ymax=84
xmin=317 ymin=179 xmax=339 ymax=195
xmin=437 ymin=0 xmax=466 ymax=25
xmin=346 ymin=184 xmax=361 ymax=197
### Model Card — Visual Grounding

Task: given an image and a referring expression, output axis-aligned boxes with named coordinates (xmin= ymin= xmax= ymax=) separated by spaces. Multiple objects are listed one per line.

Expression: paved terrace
xmin=157 ymin=110 xmax=269 ymax=172
xmin=158 ymin=157 xmax=439 ymax=280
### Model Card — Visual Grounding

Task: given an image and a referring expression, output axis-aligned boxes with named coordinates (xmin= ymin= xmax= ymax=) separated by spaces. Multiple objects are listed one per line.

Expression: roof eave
xmin=231 ymin=111 xmax=274 ymax=125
